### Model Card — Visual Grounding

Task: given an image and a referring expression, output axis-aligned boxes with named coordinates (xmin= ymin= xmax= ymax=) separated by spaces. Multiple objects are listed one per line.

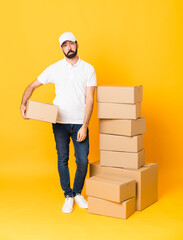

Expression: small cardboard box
xmin=99 ymin=118 xmax=146 ymax=136
xmin=86 ymin=174 xmax=136 ymax=203
xmin=97 ymin=102 xmax=141 ymax=119
xmin=97 ymin=85 xmax=143 ymax=104
xmin=89 ymin=161 xmax=158 ymax=211
xmin=88 ymin=196 xmax=136 ymax=219
xmin=100 ymin=134 xmax=144 ymax=152
xmin=25 ymin=100 xmax=59 ymax=123
xmin=100 ymin=149 xmax=145 ymax=169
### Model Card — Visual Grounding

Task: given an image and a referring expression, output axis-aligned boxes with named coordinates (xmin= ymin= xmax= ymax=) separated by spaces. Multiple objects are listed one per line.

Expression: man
xmin=20 ymin=32 xmax=97 ymax=213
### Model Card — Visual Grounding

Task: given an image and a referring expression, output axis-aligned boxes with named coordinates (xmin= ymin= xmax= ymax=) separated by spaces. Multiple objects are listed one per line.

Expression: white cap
xmin=59 ymin=32 xmax=77 ymax=47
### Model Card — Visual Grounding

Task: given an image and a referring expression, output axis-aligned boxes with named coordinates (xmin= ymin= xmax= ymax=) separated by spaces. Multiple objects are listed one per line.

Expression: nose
xmin=67 ymin=44 xmax=72 ymax=52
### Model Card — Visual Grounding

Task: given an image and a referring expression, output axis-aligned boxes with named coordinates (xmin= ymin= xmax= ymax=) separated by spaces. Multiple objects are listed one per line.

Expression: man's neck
xmin=65 ymin=55 xmax=79 ymax=66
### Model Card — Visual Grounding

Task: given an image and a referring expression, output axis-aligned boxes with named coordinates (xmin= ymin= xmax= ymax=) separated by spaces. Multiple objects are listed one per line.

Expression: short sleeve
xmin=37 ymin=65 xmax=54 ymax=84
xmin=86 ymin=67 xmax=97 ymax=87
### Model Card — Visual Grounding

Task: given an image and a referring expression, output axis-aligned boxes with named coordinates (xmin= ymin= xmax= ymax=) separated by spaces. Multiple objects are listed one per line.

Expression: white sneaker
xmin=62 ymin=196 xmax=74 ymax=213
xmin=74 ymin=194 xmax=88 ymax=208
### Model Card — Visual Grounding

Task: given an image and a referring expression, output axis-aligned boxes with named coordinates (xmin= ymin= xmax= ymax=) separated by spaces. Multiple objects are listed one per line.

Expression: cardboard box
xmin=99 ymin=118 xmax=146 ymax=136
xmin=100 ymin=134 xmax=144 ymax=152
xmin=89 ymin=161 xmax=158 ymax=211
xmin=100 ymin=149 xmax=145 ymax=169
xmin=97 ymin=102 xmax=141 ymax=119
xmin=97 ymin=85 xmax=143 ymax=104
xmin=25 ymin=100 xmax=59 ymax=123
xmin=88 ymin=196 xmax=136 ymax=219
xmin=86 ymin=174 xmax=136 ymax=203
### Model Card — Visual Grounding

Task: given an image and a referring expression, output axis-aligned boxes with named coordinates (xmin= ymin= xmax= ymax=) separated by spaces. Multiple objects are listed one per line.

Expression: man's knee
xmin=76 ymin=157 xmax=88 ymax=171
xmin=57 ymin=153 xmax=69 ymax=166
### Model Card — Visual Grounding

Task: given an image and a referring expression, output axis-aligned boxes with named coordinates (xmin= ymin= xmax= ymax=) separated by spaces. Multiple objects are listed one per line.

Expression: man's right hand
xmin=20 ymin=103 xmax=29 ymax=119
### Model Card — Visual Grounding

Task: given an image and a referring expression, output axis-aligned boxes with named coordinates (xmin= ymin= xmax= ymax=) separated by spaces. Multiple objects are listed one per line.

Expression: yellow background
xmin=0 ymin=0 xmax=183 ymax=239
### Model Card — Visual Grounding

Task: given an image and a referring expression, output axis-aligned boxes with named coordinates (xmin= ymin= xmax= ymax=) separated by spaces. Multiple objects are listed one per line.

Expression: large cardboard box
xmin=97 ymin=85 xmax=143 ymax=104
xmin=86 ymin=174 xmax=136 ymax=203
xmin=99 ymin=118 xmax=146 ymax=136
xmin=88 ymin=196 xmax=136 ymax=219
xmin=97 ymin=102 xmax=141 ymax=119
xmin=100 ymin=149 xmax=145 ymax=169
xmin=25 ymin=100 xmax=59 ymax=123
xmin=89 ymin=161 xmax=158 ymax=211
xmin=100 ymin=134 xmax=144 ymax=152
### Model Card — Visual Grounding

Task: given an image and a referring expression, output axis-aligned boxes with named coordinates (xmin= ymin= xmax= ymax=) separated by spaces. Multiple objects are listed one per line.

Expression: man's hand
xmin=77 ymin=125 xmax=87 ymax=142
xmin=20 ymin=104 xmax=29 ymax=119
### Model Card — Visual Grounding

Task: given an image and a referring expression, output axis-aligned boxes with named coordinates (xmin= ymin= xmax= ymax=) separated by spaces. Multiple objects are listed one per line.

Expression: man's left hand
xmin=77 ymin=125 xmax=87 ymax=142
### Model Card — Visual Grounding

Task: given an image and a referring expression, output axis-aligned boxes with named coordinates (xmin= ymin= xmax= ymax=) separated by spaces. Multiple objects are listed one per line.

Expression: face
xmin=61 ymin=40 xmax=78 ymax=59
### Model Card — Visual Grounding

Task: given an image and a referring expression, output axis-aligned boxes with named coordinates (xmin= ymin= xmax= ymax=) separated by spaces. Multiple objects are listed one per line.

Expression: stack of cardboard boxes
xmin=86 ymin=85 xmax=158 ymax=219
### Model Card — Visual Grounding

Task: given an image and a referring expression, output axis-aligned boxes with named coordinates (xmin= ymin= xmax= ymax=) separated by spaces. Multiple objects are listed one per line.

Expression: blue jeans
xmin=52 ymin=123 xmax=89 ymax=198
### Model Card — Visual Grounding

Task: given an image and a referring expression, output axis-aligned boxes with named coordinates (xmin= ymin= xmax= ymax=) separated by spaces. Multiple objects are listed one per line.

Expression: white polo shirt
xmin=37 ymin=56 xmax=97 ymax=124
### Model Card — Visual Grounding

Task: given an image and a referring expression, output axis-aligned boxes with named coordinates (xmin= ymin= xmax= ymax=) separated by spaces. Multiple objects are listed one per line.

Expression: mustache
xmin=68 ymin=51 xmax=74 ymax=54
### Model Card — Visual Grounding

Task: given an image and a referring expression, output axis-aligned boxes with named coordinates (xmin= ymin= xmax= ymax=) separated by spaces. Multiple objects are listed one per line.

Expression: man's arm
xmin=20 ymin=79 xmax=43 ymax=119
xmin=77 ymin=86 xmax=96 ymax=142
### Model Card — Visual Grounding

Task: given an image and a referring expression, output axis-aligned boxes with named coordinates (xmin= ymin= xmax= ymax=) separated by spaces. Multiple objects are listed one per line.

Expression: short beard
xmin=64 ymin=47 xmax=78 ymax=59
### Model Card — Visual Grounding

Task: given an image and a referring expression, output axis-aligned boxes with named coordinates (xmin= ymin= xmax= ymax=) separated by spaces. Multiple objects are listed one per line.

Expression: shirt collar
xmin=64 ymin=56 xmax=81 ymax=67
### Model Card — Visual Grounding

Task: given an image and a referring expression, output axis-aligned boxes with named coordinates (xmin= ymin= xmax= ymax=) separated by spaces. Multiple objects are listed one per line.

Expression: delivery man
xmin=20 ymin=32 xmax=97 ymax=213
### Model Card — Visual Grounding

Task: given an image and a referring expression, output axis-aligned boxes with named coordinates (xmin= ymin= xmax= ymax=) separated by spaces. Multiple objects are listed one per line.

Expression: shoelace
xmin=65 ymin=196 xmax=71 ymax=202
xmin=66 ymin=195 xmax=73 ymax=199
xmin=65 ymin=196 xmax=73 ymax=204
xmin=76 ymin=194 xmax=85 ymax=203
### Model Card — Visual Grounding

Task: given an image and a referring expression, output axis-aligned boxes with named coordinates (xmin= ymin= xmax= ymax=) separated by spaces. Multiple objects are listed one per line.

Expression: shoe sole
xmin=62 ymin=207 xmax=73 ymax=213
xmin=75 ymin=201 xmax=88 ymax=208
